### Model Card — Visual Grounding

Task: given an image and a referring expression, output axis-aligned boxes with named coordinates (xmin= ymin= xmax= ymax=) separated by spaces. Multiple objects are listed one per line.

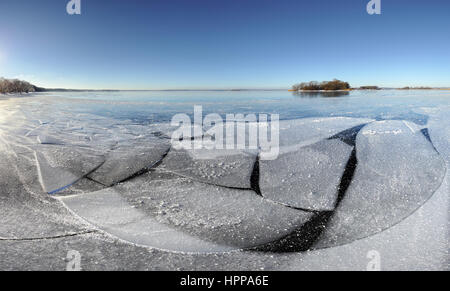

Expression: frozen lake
xmin=0 ymin=90 xmax=448 ymax=270
xmin=7 ymin=89 xmax=449 ymax=124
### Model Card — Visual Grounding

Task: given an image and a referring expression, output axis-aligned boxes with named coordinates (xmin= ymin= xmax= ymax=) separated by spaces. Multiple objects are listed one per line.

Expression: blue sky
xmin=0 ymin=0 xmax=449 ymax=89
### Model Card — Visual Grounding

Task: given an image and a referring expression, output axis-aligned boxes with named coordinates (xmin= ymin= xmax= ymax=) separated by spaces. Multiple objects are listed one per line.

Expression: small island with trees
xmin=291 ymin=79 xmax=386 ymax=92
xmin=291 ymin=79 xmax=351 ymax=91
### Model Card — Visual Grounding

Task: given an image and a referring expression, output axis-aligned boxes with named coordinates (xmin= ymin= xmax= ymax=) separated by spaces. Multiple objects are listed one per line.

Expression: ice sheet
xmin=34 ymin=146 xmax=105 ymax=194
xmin=0 ymin=144 xmax=92 ymax=240
xmin=160 ymin=147 xmax=256 ymax=189
xmin=87 ymin=137 xmax=171 ymax=186
xmin=424 ymin=106 xmax=450 ymax=163
xmin=114 ymin=171 xmax=314 ymax=249
xmin=260 ymin=139 xmax=353 ymax=211
xmin=0 ymin=90 xmax=450 ymax=270
xmin=59 ymin=189 xmax=235 ymax=253
xmin=277 ymin=117 xmax=373 ymax=153
xmin=315 ymin=120 xmax=447 ymax=248
xmin=284 ymin=172 xmax=449 ymax=271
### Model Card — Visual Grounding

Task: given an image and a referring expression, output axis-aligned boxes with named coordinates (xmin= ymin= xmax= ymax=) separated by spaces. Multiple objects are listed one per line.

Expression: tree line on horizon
xmin=0 ymin=77 xmax=44 ymax=94
xmin=292 ymin=79 xmax=351 ymax=91
xmin=398 ymin=86 xmax=433 ymax=90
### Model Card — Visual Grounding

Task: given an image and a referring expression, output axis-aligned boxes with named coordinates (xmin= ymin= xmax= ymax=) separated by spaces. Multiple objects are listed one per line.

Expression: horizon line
xmin=37 ymin=87 xmax=450 ymax=92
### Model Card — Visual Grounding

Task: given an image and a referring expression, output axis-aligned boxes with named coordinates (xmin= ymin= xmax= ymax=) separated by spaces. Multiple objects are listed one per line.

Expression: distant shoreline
xmin=1 ymin=77 xmax=450 ymax=94
xmin=3 ymin=88 xmax=450 ymax=94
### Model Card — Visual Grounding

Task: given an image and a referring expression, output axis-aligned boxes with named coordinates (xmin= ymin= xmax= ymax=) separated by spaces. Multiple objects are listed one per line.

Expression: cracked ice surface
xmin=87 ymin=137 xmax=171 ymax=186
xmin=34 ymin=146 xmax=105 ymax=193
xmin=277 ymin=117 xmax=373 ymax=153
xmin=59 ymin=188 xmax=236 ymax=253
xmin=1 ymin=93 xmax=449 ymax=263
xmin=113 ymin=171 xmax=313 ymax=250
xmin=418 ymin=106 xmax=450 ymax=163
xmin=0 ymin=141 xmax=93 ymax=240
xmin=0 ymin=101 xmax=176 ymax=193
xmin=260 ymin=139 xmax=353 ymax=211
xmin=315 ymin=120 xmax=446 ymax=248
xmin=160 ymin=147 xmax=256 ymax=189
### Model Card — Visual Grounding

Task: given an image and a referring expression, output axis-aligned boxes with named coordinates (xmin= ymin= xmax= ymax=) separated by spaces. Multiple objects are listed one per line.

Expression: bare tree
xmin=0 ymin=77 xmax=36 ymax=94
